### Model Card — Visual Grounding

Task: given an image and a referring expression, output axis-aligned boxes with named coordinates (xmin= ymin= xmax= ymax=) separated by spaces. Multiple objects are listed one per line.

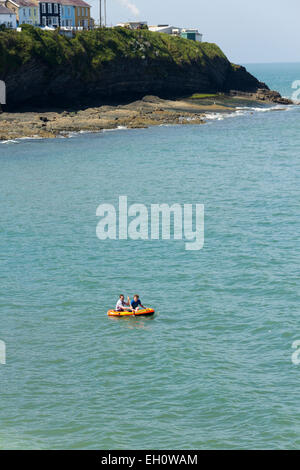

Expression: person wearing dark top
xmin=130 ymin=295 xmax=146 ymax=312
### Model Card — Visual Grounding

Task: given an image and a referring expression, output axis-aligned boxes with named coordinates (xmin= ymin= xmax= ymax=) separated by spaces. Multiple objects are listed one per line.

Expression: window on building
xmin=48 ymin=3 xmax=52 ymax=13
xmin=77 ymin=7 xmax=80 ymax=16
xmin=34 ymin=8 xmax=36 ymax=16
xmin=23 ymin=8 xmax=26 ymax=16
xmin=81 ymin=7 xmax=84 ymax=16
xmin=61 ymin=6 xmax=64 ymax=15
xmin=41 ymin=3 xmax=46 ymax=13
xmin=68 ymin=7 xmax=70 ymax=15
xmin=29 ymin=9 xmax=31 ymax=16
xmin=42 ymin=16 xmax=46 ymax=25
xmin=54 ymin=4 xmax=58 ymax=13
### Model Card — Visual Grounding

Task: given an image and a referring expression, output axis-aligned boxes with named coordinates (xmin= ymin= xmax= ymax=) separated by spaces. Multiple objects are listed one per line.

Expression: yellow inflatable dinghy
xmin=107 ymin=308 xmax=155 ymax=317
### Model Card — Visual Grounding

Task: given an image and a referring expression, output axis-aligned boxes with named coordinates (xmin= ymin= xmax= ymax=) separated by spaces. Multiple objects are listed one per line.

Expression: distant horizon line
xmin=241 ymin=61 xmax=300 ymax=65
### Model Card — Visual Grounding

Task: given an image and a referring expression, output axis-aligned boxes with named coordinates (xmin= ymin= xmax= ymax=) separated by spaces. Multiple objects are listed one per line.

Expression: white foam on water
xmin=204 ymin=111 xmax=242 ymax=121
xmin=204 ymin=113 xmax=225 ymax=121
xmin=1 ymin=139 xmax=18 ymax=144
xmin=102 ymin=126 xmax=129 ymax=132
xmin=235 ymin=104 xmax=287 ymax=113
xmin=204 ymin=103 xmax=293 ymax=122
xmin=1 ymin=135 xmax=44 ymax=144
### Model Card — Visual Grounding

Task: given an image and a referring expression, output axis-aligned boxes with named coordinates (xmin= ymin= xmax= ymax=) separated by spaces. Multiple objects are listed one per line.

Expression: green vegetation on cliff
xmin=0 ymin=26 xmax=226 ymax=74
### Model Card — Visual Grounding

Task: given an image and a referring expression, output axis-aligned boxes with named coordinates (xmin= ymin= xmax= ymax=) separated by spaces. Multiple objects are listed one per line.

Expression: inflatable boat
xmin=107 ymin=308 xmax=155 ymax=317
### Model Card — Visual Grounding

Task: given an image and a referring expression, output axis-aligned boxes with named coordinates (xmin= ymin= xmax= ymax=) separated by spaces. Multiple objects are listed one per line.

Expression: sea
xmin=0 ymin=63 xmax=300 ymax=449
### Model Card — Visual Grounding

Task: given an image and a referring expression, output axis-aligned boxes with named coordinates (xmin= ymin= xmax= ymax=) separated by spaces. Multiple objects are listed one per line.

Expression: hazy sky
xmin=90 ymin=0 xmax=300 ymax=64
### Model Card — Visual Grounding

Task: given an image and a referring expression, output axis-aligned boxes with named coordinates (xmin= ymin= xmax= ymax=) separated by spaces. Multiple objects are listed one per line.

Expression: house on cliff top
xmin=149 ymin=24 xmax=203 ymax=42
xmin=59 ymin=0 xmax=75 ymax=27
xmin=2 ymin=0 xmax=38 ymax=26
xmin=18 ymin=0 xmax=39 ymax=25
xmin=1 ymin=0 xmax=91 ymax=28
xmin=39 ymin=0 xmax=91 ymax=28
xmin=116 ymin=21 xmax=148 ymax=30
xmin=181 ymin=28 xmax=202 ymax=42
xmin=0 ymin=3 xmax=16 ymax=27
xmin=149 ymin=24 xmax=180 ymax=35
xmin=71 ymin=0 xmax=90 ymax=28
xmin=39 ymin=0 xmax=60 ymax=26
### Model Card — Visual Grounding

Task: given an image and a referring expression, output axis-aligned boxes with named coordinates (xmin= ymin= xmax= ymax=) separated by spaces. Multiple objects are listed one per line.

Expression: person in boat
xmin=130 ymin=295 xmax=146 ymax=312
xmin=115 ymin=294 xmax=134 ymax=312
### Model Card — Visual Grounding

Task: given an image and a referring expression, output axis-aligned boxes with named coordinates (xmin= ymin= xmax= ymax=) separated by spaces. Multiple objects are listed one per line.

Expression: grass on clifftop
xmin=0 ymin=25 xmax=228 ymax=77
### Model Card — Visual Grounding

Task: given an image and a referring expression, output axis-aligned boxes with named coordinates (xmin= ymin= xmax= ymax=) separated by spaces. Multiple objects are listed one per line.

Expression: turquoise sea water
xmin=1 ymin=64 xmax=300 ymax=450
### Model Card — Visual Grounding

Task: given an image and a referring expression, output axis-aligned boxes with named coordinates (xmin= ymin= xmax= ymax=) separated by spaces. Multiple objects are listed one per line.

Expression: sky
xmin=89 ymin=0 xmax=300 ymax=64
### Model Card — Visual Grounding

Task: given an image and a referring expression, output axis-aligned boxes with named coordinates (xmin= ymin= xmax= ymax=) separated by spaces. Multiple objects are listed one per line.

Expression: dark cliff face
xmin=223 ymin=64 xmax=268 ymax=92
xmin=0 ymin=27 xmax=268 ymax=110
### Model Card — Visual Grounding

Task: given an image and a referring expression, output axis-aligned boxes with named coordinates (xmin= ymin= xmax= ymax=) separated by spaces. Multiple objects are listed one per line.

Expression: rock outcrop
xmin=254 ymin=89 xmax=292 ymax=105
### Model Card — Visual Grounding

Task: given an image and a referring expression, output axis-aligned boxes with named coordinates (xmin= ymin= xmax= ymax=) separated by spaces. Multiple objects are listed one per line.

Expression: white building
xmin=149 ymin=25 xmax=181 ymax=35
xmin=149 ymin=24 xmax=203 ymax=42
xmin=116 ymin=21 xmax=147 ymax=30
xmin=0 ymin=3 xmax=16 ymax=27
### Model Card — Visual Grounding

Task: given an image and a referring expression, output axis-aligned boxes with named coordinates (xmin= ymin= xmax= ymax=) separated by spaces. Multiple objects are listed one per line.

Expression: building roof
xmin=0 ymin=4 xmax=15 ymax=14
xmin=117 ymin=21 xmax=147 ymax=25
xmin=60 ymin=0 xmax=91 ymax=7
xmin=2 ymin=0 xmax=91 ymax=8
xmin=16 ymin=0 xmax=38 ymax=7
xmin=39 ymin=0 xmax=64 ymax=3
xmin=149 ymin=25 xmax=180 ymax=31
xmin=38 ymin=0 xmax=90 ymax=4
xmin=4 ymin=0 xmax=39 ymax=6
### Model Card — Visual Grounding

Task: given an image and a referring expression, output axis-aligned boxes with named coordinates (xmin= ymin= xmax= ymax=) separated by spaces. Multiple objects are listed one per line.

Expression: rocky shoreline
xmin=0 ymin=91 xmax=293 ymax=141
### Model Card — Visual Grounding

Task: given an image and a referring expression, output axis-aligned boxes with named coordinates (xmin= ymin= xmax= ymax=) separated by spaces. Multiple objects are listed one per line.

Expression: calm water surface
xmin=0 ymin=64 xmax=300 ymax=449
